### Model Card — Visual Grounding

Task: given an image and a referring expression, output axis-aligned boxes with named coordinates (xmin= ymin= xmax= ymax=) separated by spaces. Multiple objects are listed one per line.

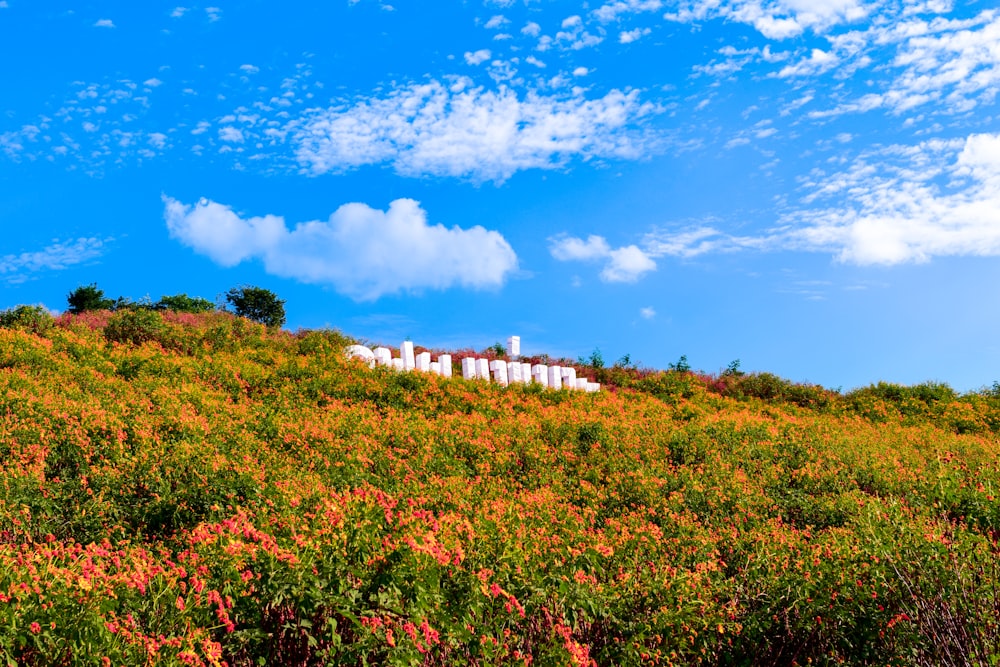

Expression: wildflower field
xmin=1 ymin=309 xmax=999 ymax=666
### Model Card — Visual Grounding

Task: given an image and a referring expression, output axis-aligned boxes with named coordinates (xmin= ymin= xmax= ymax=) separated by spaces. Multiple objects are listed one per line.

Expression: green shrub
xmin=155 ymin=293 xmax=216 ymax=313
xmin=104 ymin=309 xmax=167 ymax=346
xmin=0 ymin=305 xmax=54 ymax=334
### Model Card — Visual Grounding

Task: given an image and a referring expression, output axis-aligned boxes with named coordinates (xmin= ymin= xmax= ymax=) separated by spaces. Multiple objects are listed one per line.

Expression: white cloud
xmin=219 ymin=126 xmax=244 ymax=143
xmin=163 ymin=196 xmax=519 ymax=300
xmin=484 ymin=15 xmax=509 ymax=29
xmin=93 ymin=19 xmax=115 ymax=28
xmin=550 ymin=234 xmax=611 ymax=260
xmin=782 ymin=132 xmax=1000 ymax=265
xmin=143 ymin=78 xmax=163 ymax=88
xmin=522 ymin=21 xmax=541 ymax=37
xmin=594 ymin=0 xmax=664 ymax=22
xmin=664 ymin=0 xmax=868 ymax=39
xmin=572 ymin=67 xmax=590 ymax=76
xmin=464 ymin=49 xmax=492 ymax=66
xmin=775 ymin=48 xmax=838 ymax=77
xmin=0 ymin=238 xmax=108 ymax=283
xmin=619 ymin=27 xmax=651 ymax=43
xmin=170 ymin=6 xmax=188 ymax=18
xmin=0 ymin=2 xmax=10 ymax=8
xmin=293 ymin=79 xmax=657 ymax=182
xmin=240 ymin=64 xmax=260 ymax=74
xmin=205 ymin=7 xmax=222 ymax=22
xmin=549 ymin=234 xmax=657 ymax=282
xmin=640 ymin=306 xmax=656 ymax=319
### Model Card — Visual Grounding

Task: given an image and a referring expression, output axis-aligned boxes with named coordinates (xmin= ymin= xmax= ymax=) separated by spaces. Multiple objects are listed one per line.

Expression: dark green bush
xmin=226 ymin=286 xmax=286 ymax=328
xmin=104 ymin=309 xmax=167 ymax=346
xmin=0 ymin=305 xmax=54 ymax=335
xmin=156 ymin=293 xmax=216 ymax=313
xmin=67 ymin=284 xmax=115 ymax=314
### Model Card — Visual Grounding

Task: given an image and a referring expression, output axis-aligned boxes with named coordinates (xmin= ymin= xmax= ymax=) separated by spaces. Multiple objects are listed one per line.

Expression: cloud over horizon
xmin=163 ymin=196 xmax=519 ymax=300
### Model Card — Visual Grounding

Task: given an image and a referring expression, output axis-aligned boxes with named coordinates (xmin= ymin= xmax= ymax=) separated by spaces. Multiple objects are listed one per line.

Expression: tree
xmin=225 ymin=286 xmax=285 ymax=328
xmin=67 ymin=284 xmax=114 ymax=314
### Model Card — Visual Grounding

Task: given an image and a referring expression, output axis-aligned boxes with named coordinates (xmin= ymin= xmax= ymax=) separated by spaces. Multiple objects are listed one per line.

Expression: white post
xmin=401 ymin=341 xmax=415 ymax=370
xmin=462 ymin=358 xmax=477 ymax=380
xmin=391 ymin=358 xmax=404 ymax=371
xmin=548 ymin=365 xmax=563 ymax=389
xmin=416 ymin=351 xmax=431 ymax=372
xmin=576 ymin=378 xmax=589 ymax=391
xmin=587 ymin=382 xmax=600 ymax=392
xmin=532 ymin=364 xmax=548 ymax=387
xmin=521 ymin=362 xmax=532 ymax=383
xmin=438 ymin=354 xmax=452 ymax=378
xmin=490 ymin=360 xmax=509 ymax=386
xmin=430 ymin=362 xmax=441 ymax=375
xmin=476 ymin=359 xmax=491 ymax=381
xmin=507 ymin=336 xmax=520 ymax=359
xmin=374 ymin=347 xmax=393 ymax=367
xmin=508 ymin=361 xmax=522 ymax=384
xmin=562 ymin=367 xmax=577 ymax=389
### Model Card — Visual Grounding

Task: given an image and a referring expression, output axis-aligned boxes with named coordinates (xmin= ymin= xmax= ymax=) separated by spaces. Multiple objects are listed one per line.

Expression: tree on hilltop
xmin=67 ymin=284 xmax=115 ymax=314
xmin=225 ymin=286 xmax=285 ymax=328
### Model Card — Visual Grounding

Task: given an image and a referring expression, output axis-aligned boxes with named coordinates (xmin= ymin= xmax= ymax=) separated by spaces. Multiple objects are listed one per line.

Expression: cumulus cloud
xmin=93 ymin=18 xmax=115 ymax=28
xmin=163 ymin=196 xmax=519 ymax=300
xmin=640 ymin=306 xmax=656 ymax=319
xmin=549 ymin=234 xmax=656 ymax=282
xmin=293 ymin=79 xmax=657 ymax=182
xmin=464 ymin=49 xmax=492 ymax=65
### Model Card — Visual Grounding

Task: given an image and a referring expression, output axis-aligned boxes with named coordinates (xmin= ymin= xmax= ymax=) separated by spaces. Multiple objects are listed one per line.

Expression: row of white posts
xmin=344 ymin=336 xmax=600 ymax=392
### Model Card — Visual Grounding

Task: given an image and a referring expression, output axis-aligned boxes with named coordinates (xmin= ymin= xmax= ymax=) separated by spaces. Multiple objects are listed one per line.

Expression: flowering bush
xmin=0 ymin=314 xmax=997 ymax=665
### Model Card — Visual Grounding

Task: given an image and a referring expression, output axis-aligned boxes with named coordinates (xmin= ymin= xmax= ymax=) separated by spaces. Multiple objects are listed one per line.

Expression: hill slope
xmin=1 ymin=311 xmax=998 ymax=666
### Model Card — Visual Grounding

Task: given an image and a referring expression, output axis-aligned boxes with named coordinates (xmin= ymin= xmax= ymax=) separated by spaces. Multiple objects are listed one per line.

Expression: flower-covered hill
xmin=1 ymin=309 xmax=998 ymax=666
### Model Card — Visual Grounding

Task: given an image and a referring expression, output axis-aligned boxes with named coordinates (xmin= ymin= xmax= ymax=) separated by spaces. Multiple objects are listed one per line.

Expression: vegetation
xmin=225 ymin=286 xmax=286 ymax=328
xmin=0 ymin=309 xmax=998 ymax=665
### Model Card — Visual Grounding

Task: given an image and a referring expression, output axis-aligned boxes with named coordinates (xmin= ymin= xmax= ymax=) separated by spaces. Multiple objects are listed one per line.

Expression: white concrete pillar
xmin=430 ymin=362 xmax=441 ymax=375
xmin=548 ymin=365 xmax=563 ymax=389
xmin=416 ymin=351 xmax=431 ymax=372
xmin=490 ymin=360 xmax=509 ymax=386
xmin=374 ymin=347 xmax=393 ymax=367
xmin=391 ymin=358 xmax=404 ymax=371
xmin=576 ymin=378 xmax=589 ymax=391
xmin=521 ymin=363 xmax=532 ymax=382
xmin=532 ymin=364 xmax=549 ymax=387
xmin=507 ymin=336 xmax=520 ymax=358
xmin=562 ymin=367 xmax=577 ymax=389
xmin=508 ymin=361 xmax=522 ymax=384
xmin=401 ymin=341 xmax=415 ymax=370
xmin=476 ymin=359 xmax=490 ymax=381
xmin=462 ymin=358 xmax=477 ymax=380
xmin=438 ymin=354 xmax=452 ymax=378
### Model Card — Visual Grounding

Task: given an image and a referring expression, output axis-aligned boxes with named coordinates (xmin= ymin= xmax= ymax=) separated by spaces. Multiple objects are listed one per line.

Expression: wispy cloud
xmin=293 ymin=79 xmax=658 ymax=182
xmin=0 ymin=238 xmax=109 ymax=284
xmin=93 ymin=18 xmax=115 ymax=28
xmin=163 ymin=196 xmax=519 ymax=300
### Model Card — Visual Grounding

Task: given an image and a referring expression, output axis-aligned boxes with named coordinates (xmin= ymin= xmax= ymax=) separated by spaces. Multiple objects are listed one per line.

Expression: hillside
xmin=1 ymin=309 xmax=999 ymax=666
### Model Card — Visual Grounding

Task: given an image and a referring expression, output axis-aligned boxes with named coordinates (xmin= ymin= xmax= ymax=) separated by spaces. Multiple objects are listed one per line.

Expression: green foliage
xmin=0 ymin=305 xmax=53 ymax=334
xmin=668 ymin=354 xmax=691 ymax=372
xmin=155 ymin=293 xmax=216 ymax=313
xmin=485 ymin=341 xmax=507 ymax=357
xmin=2 ymin=313 xmax=1000 ymax=665
xmin=104 ymin=308 xmax=167 ymax=345
xmin=66 ymin=284 xmax=114 ymax=314
xmin=579 ymin=347 xmax=604 ymax=369
xmin=225 ymin=285 xmax=286 ymax=328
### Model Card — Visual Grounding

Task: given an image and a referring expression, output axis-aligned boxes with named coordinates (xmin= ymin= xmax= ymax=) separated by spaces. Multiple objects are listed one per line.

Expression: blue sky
xmin=2 ymin=0 xmax=1000 ymax=391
